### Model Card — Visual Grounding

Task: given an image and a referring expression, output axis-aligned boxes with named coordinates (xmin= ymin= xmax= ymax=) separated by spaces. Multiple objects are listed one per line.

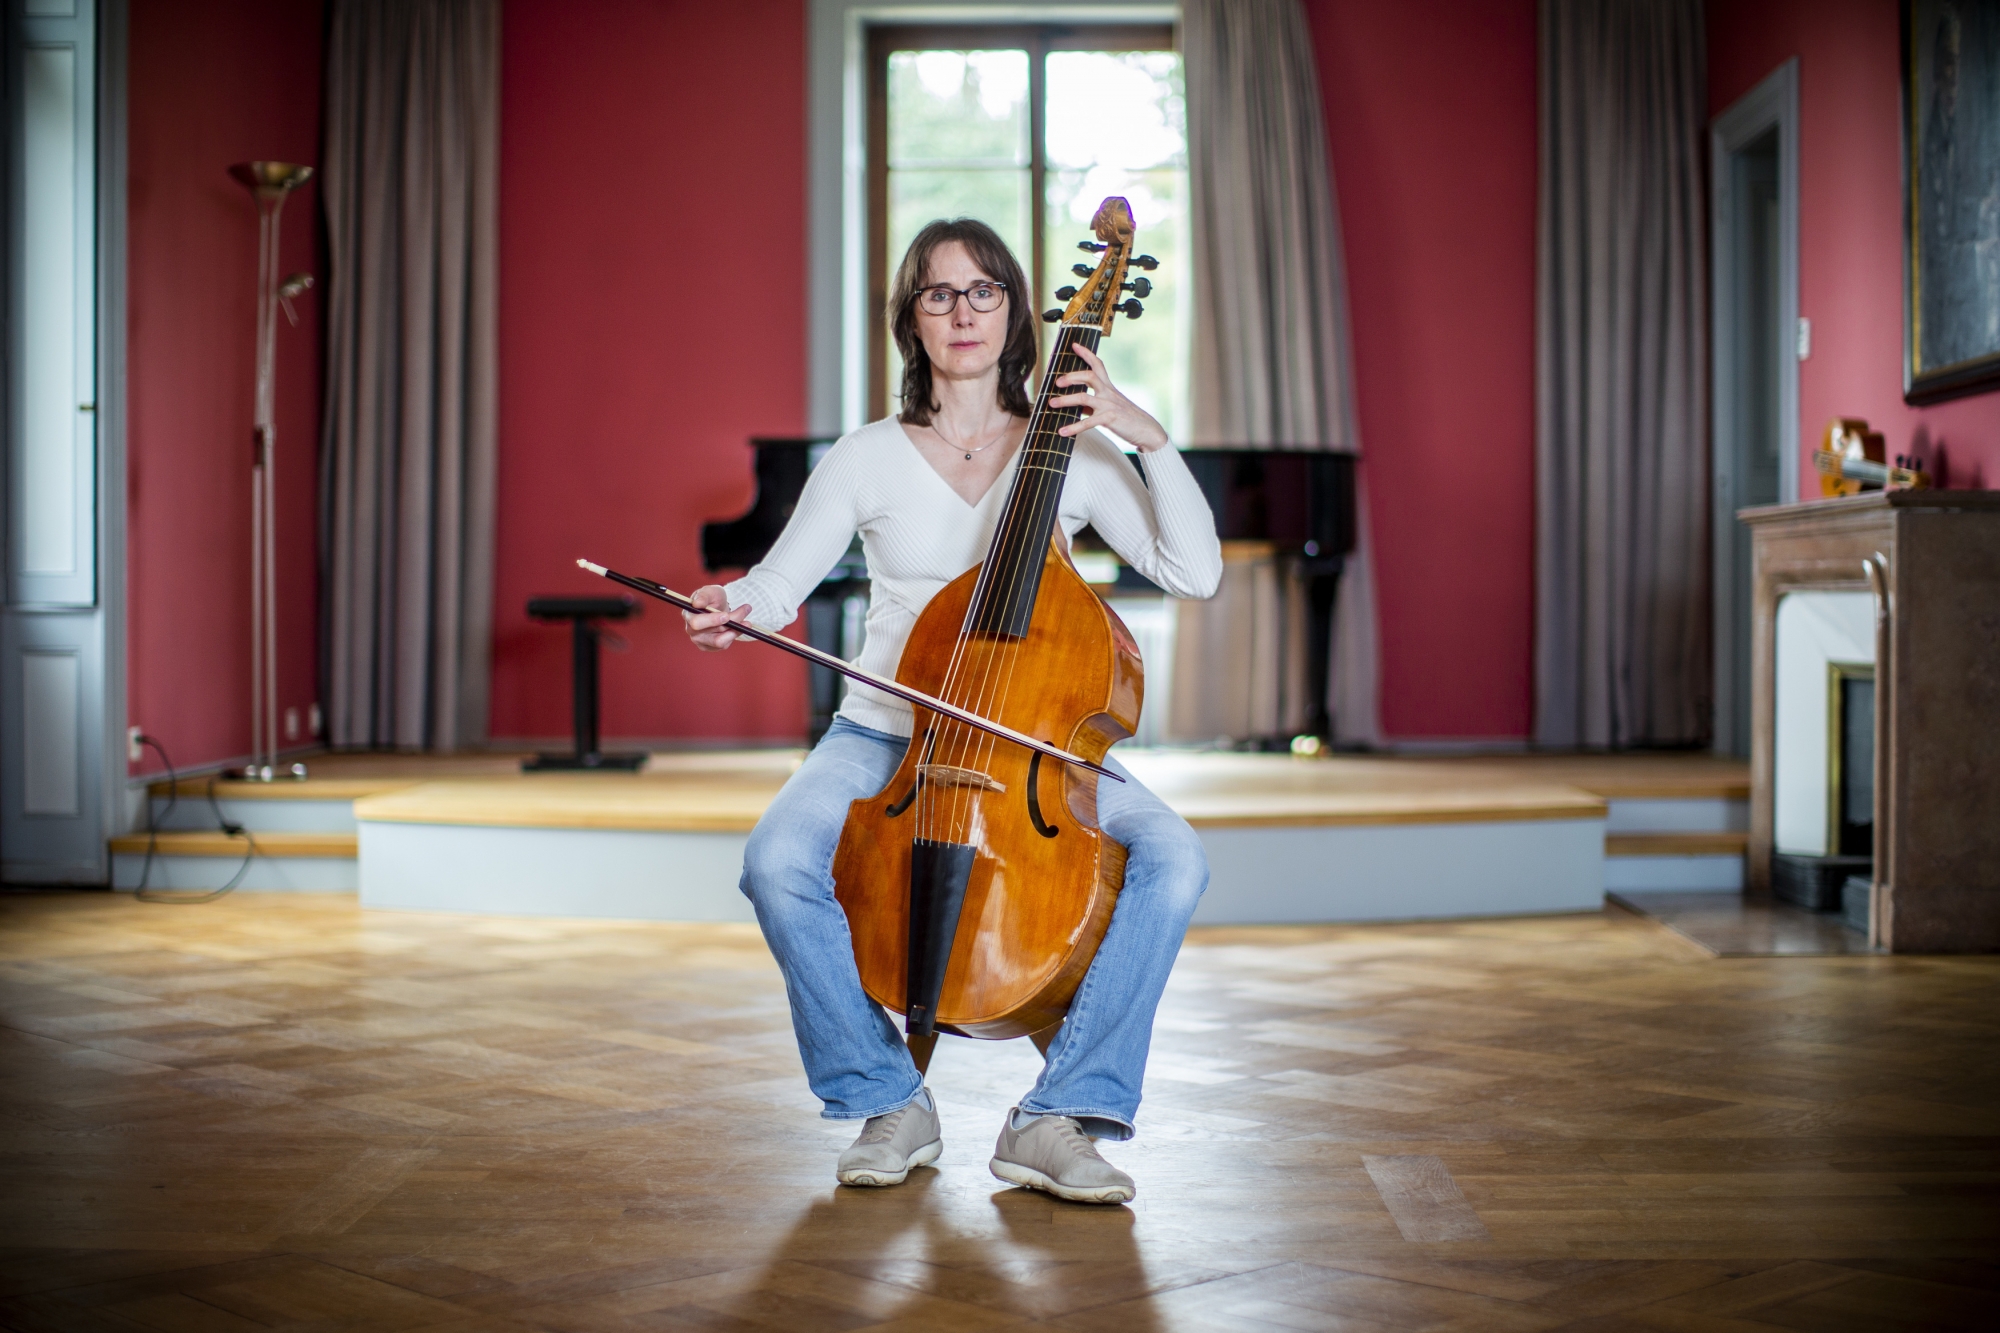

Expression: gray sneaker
xmin=989 ymin=1108 xmax=1136 ymax=1204
xmin=836 ymin=1091 xmax=942 ymax=1187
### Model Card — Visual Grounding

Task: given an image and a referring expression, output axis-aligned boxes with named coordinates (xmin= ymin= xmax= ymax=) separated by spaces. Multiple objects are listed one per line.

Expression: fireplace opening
xmin=1829 ymin=663 xmax=1874 ymax=858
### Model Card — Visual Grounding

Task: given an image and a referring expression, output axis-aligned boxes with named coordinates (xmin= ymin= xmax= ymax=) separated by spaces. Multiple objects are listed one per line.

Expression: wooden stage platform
xmin=117 ymin=750 xmax=1752 ymax=927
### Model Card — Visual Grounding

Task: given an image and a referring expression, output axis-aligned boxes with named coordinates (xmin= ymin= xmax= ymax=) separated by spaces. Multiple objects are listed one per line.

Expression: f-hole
xmin=886 ymin=728 xmax=937 ymax=818
xmin=1026 ymin=752 xmax=1059 ymax=838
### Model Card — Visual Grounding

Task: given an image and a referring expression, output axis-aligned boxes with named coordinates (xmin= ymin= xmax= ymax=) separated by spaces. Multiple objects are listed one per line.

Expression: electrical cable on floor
xmin=134 ymin=734 xmax=258 ymax=904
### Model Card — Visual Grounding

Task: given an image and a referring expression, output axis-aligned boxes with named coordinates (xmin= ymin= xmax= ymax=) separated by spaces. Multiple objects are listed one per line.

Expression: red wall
xmin=490 ymin=0 xmax=810 ymax=744
xmin=1305 ymin=0 xmax=1540 ymax=740
xmin=123 ymin=1 xmax=1991 ymax=755
xmin=126 ymin=0 xmax=324 ymax=776
xmin=491 ymin=0 xmax=1538 ymax=745
xmin=1711 ymin=0 xmax=2000 ymax=492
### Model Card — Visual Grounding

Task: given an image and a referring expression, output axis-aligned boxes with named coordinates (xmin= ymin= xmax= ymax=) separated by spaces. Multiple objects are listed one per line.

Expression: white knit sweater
xmin=723 ymin=416 xmax=1223 ymax=737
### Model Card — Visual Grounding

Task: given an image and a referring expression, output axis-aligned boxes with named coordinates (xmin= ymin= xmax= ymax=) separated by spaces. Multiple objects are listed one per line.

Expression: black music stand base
xmin=525 ymin=751 xmax=647 ymax=772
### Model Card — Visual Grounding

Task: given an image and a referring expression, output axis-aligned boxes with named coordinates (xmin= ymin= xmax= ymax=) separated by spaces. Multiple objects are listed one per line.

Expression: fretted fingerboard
xmin=964 ymin=325 xmax=1103 ymax=638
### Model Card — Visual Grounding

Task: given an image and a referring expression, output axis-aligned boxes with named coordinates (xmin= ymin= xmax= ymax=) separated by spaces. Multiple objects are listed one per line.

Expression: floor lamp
xmin=228 ymin=161 xmax=314 ymax=781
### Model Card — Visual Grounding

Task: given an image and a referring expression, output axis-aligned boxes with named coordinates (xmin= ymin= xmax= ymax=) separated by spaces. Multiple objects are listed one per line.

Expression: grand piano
xmin=702 ymin=437 xmax=1357 ymax=744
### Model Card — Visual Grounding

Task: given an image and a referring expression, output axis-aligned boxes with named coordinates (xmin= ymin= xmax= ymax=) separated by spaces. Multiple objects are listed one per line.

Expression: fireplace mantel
xmin=1741 ymin=490 xmax=2000 ymax=951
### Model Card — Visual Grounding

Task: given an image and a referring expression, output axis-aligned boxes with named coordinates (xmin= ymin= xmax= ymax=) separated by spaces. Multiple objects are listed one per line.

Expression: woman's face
xmin=912 ymin=240 xmax=1010 ymax=385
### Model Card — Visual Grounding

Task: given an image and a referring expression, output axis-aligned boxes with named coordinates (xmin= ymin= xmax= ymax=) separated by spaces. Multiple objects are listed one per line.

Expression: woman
xmin=683 ymin=218 xmax=1221 ymax=1204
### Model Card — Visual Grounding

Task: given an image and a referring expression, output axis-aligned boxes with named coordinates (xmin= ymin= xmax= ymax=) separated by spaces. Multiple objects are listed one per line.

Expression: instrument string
xmin=919 ymin=324 xmax=1074 ymax=843
xmin=924 ymin=336 xmax=1048 ymax=844
xmin=919 ymin=256 xmax=1108 ymax=848
xmin=928 ymin=322 xmax=1072 ymax=840
xmin=945 ymin=324 xmax=1097 ymax=846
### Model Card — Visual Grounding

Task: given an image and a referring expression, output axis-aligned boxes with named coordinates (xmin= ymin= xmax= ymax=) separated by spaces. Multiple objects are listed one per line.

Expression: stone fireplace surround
xmin=1743 ymin=490 xmax=2000 ymax=952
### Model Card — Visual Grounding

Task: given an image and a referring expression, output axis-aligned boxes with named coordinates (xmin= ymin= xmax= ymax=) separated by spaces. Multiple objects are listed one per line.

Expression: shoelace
xmin=1047 ymin=1117 xmax=1107 ymax=1162
xmin=855 ymin=1107 xmax=907 ymax=1146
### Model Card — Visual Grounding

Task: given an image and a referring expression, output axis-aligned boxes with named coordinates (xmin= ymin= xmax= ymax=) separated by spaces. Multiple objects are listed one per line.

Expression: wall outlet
xmin=127 ymin=726 xmax=144 ymax=763
xmin=284 ymin=707 xmax=300 ymax=741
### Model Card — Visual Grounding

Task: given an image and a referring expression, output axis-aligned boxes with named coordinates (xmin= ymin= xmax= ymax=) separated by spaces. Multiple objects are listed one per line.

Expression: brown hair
xmin=888 ymin=218 xmax=1037 ymax=426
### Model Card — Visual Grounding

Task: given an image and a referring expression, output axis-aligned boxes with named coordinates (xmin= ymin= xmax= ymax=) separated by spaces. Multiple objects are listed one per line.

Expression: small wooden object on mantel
xmin=1741 ymin=487 xmax=2000 ymax=952
xmin=1812 ymin=417 xmax=1929 ymax=495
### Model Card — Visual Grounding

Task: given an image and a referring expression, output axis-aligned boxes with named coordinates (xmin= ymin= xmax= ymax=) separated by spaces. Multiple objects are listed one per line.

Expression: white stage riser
xmin=359 ymin=817 xmax=1609 ymax=925
xmin=360 ymin=823 xmax=755 ymax=921
xmin=111 ymin=854 xmax=359 ymax=892
xmin=1190 ymin=819 xmax=1606 ymax=924
xmin=1604 ymin=798 xmax=1747 ymax=834
xmin=138 ymin=796 xmax=1736 ymax=842
xmin=1604 ymin=854 xmax=1745 ymax=893
xmin=147 ymin=799 xmax=358 ymax=834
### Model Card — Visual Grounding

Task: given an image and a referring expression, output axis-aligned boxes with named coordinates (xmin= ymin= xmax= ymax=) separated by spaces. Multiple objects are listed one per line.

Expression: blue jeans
xmin=740 ymin=716 xmax=1208 ymax=1141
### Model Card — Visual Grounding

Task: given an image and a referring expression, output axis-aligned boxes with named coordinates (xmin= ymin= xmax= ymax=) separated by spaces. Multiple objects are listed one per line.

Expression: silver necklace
xmin=934 ymin=415 xmax=1009 ymax=460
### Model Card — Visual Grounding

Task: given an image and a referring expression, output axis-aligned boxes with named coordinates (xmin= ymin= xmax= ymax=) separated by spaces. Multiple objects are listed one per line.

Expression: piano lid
xmin=1177 ymin=449 xmax=1357 ymax=560
xmin=700 ymin=437 xmax=839 ymax=573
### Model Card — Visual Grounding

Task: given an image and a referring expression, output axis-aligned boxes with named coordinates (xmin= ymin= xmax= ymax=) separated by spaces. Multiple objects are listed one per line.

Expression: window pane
xmin=888 ymin=50 xmax=1030 ymax=167
xmin=886 ymin=49 xmax=1032 ymax=410
xmin=1045 ymin=51 xmax=1188 ymax=442
xmin=890 ymin=168 xmax=1032 ymax=274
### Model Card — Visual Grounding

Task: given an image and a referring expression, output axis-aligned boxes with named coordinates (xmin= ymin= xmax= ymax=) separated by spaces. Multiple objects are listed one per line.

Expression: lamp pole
xmin=228 ymin=162 xmax=313 ymax=781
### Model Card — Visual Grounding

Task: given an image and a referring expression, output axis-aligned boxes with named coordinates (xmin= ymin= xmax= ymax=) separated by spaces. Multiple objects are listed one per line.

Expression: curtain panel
xmin=320 ymin=0 xmax=500 ymax=751
xmin=1182 ymin=0 xmax=1378 ymax=745
xmin=1536 ymin=0 xmax=1709 ymax=748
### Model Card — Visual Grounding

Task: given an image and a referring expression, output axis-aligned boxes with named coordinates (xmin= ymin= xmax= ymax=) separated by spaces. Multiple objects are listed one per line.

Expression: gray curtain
xmin=1182 ymin=0 xmax=1378 ymax=745
xmin=320 ymin=0 xmax=500 ymax=751
xmin=1536 ymin=0 xmax=1708 ymax=749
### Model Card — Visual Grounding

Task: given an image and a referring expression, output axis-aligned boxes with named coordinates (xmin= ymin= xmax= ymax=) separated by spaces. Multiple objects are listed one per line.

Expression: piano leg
xmin=805 ymin=591 xmax=844 ymax=746
xmin=1303 ymin=558 xmax=1345 ymax=743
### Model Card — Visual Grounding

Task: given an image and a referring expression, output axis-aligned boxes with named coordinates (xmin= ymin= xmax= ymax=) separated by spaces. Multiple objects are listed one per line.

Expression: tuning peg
xmin=1042 ymin=309 xmax=1063 ymax=323
xmin=1118 ymin=299 xmax=1144 ymax=319
xmin=1131 ymin=254 xmax=1159 ymax=271
xmin=1072 ymin=263 xmax=1094 ymax=278
xmin=1078 ymin=241 xmax=1107 ymax=253
xmin=1124 ymin=277 xmax=1152 ymax=298
xmin=1055 ymin=285 xmax=1078 ymax=300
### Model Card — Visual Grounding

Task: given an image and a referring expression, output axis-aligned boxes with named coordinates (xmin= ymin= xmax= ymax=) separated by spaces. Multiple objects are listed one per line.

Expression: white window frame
xmin=807 ymin=0 xmax=1177 ymax=434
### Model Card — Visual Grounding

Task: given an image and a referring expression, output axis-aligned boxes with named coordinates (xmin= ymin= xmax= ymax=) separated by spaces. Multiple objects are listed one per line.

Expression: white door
xmin=4 ymin=0 xmax=117 ymax=882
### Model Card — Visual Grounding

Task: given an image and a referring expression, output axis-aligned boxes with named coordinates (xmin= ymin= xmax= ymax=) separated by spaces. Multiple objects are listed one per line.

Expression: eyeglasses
xmin=915 ymin=282 xmax=1008 ymax=316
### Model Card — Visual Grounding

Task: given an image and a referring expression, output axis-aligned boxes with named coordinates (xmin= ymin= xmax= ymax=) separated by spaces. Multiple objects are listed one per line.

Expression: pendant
xmin=964 ymin=452 xmax=972 ymax=460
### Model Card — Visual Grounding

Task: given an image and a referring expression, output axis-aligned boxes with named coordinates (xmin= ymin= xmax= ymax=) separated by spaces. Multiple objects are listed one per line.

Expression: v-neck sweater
xmin=722 ymin=416 xmax=1223 ymax=738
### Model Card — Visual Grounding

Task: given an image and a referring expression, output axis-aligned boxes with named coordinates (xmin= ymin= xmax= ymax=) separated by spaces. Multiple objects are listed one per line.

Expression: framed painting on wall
xmin=1904 ymin=0 xmax=2000 ymax=402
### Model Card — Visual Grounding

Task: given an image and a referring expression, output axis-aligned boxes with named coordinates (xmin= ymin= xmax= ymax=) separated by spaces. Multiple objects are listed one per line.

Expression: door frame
xmin=1709 ymin=58 xmax=1798 ymax=758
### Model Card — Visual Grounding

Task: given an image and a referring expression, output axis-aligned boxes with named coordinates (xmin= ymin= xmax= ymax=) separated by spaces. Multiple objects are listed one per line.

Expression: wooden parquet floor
xmin=1 ymin=893 xmax=1995 ymax=1332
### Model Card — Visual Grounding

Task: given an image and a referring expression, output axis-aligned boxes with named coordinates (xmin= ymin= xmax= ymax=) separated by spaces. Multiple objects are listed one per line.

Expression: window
xmin=867 ymin=25 xmax=1187 ymax=440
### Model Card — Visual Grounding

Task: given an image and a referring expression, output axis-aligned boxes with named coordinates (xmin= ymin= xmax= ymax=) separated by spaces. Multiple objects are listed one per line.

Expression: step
xmin=1606 ymin=832 xmax=1748 ymax=856
xmin=109 ymin=831 xmax=358 ymax=892
xmin=145 ymin=776 xmax=421 ymax=835
xmin=1603 ymin=797 xmax=1748 ymax=834
xmin=1604 ymin=830 xmax=1745 ymax=892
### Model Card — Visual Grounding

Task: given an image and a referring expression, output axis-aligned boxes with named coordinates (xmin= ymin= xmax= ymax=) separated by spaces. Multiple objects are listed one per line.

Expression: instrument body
xmin=833 ymin=540 xmax=1142 ymax=1039
xmin=827 ymin=196 xmax=1159 ymax=1049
